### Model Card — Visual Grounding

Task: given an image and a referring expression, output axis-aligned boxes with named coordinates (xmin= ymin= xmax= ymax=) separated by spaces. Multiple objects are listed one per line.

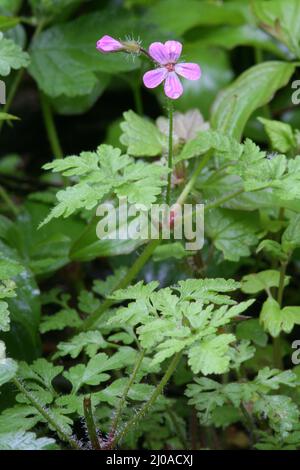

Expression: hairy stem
xmin=39 ymin=92 xmax=63 ymax=159
xmin=13 ymin=377 xmax=81 ymax=450
xmin=166 ymin=99 xmax=174 ymax=205
xmin=176 ymin=150 xmax=214 ymax=206
xmin=109 ymin=350 xmax=145 ymax=446
xmin=113 ymin=351 xmax=182 ymax=448
xmin=83 ymin=396 xmax=101 ymax=450
xmin=273 ymin=260 xmax=288 ymax=369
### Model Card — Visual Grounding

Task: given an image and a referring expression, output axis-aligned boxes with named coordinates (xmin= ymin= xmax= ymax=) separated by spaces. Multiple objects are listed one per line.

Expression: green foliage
xmin=42 ymin=144 xmax=168 ymax=225
xmin=120 ymin=111 xmax=166 ymax=157
xmin=0 ymin=32 xmax=29 ymax=76
xmin=186 ymin=367 xmax=298 ymax=436
xmin=109 ymin=280 xmax=253 ymax=374
xmin=211 ymin=62 xmax=295 ymax=140
xmin=2 ymin=0 xmax=300 ymax=452
xmin=0 ymin=431 xmax=55 ymax=450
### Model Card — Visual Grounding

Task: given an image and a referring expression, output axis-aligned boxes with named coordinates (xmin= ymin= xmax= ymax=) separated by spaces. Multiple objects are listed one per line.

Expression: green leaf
xmin=258 ymin=117 xmax=296 ymax=153
xmin=282 ymin=214 xmax=300 ymax=252
xmin=211 ymin=61 xmax=295 ymax=140
xmin=0 ymin=242 xmax=41 ymax=361
xmin=0 ymin=0 xmax=22 ymax=15
xmin=205 ymin=208 xmax=259 ymax=261
xmin=145 ymin=0 xmax=247 ymax=36
xmin=176 ymin=278 xmax=241 ymax=305
xmin=0 ymin=112 xmax=19 ymax=121
xmin=236 ymin=319 xmax=268 ymax=347
xmin=120 ymin=111 xmax=165 ymax=157
xmin=260 ymin=297 xmax=300 ymax=337
xmin=176 ymin=129 xmax=241 ymax=163
xmin=253 ymin=0 xmax=300 ymax=57
xmin=40 ymin=308 xmax=82 ymax=333
xmin=18 ymin=358 xmax=63 ymax=393
xmin=29 ymin=0 xmax=82 ymax=20
xmin=0 ymin=15 xmax=20 ymax=31
xmin=241 ymin=270 xmax=289 ymax=294
xmin=254 ymin=395 xmax=299 ymax=437
xmin=0 ymin=33 xmax=29 ymax=76
xmin=0 ymin=356 xmax=17 ymax=387
xmin=28 ymin=10 xmax=165 ymax=98
xmin=0 ymin=431 xmax=55 ymax=450
xmin=93 ymin=267 xmax=127 ymax=297
xmin=64 ymin=348 xmax=136 ymax=393
xmin=196 ymin=25 xmax=286 ymax=58
xmin=257 ymin=239 xmax=288 ymax=261
xmin=42 ymin=144 xmax=168 ymax=225
xmin=153 ymin=242 xmax=189 ymax=262
xmin=55 ymin=331 xmax=107 ymax=359
xmin=188 ymin=334 xmax=235 ymax=375
xmin=0 ymin=258 xmax=23 ymax=279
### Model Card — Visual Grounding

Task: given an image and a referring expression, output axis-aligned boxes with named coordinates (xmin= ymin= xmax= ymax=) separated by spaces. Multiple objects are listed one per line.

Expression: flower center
xmin=166 ymin=63 xmax=175 ymax=72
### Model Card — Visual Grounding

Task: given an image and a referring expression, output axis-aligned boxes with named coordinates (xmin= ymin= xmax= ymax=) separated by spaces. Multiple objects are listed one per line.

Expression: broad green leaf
xmin=253 ymin=0 xmax=300 ymax=57
xmin=205 ymin=208 xmax=259 ymax=261
xmin=120 ymin=111 xmax=165 ymax=157
xmin=29 ymin=10 xmax=165 ymax=98
xmin=145 ymin=0 xmax=247 ymax=36
xmin=29 ymin=0 xmax=82 ymax=20
xmin=195 ymin=25 xmax=286 ymax=58
xmin=50 ymin=75 xmax=111 ymax=115
xmin=0 ymin=431 xmax=55 ymax=450
xmin=241 ymin=270 xmax=289 ymax=294
xmin=0 ymin=33 xmax=29 ymax=76
xmin=0 ymin=0 xmax=22 ymax=14
xmin=211 ymin=62 xmax=295 ymax=140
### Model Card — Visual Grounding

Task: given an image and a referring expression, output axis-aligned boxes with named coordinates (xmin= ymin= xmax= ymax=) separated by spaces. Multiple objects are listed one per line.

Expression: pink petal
xmin=175 ymin=63 xmax=201 ymax=81
xmin=164 ymin=72 xmax=183 ymax=100
xmin=164 ymin=40 xmax=182 ymax=63
xmin=148 ymin=42 xmax=170 ymax=65
xmin=96 ymin=35 xmax=123 ymax=53
xmin=143 ymin=68 xmax=168 ymax=89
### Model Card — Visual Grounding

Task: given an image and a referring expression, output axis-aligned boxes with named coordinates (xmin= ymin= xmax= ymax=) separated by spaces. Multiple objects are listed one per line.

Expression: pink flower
xmin=97 ymin=35 xmax=123 ymax=53
xmin=143 ymin=41 xmax=201 ymax=100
